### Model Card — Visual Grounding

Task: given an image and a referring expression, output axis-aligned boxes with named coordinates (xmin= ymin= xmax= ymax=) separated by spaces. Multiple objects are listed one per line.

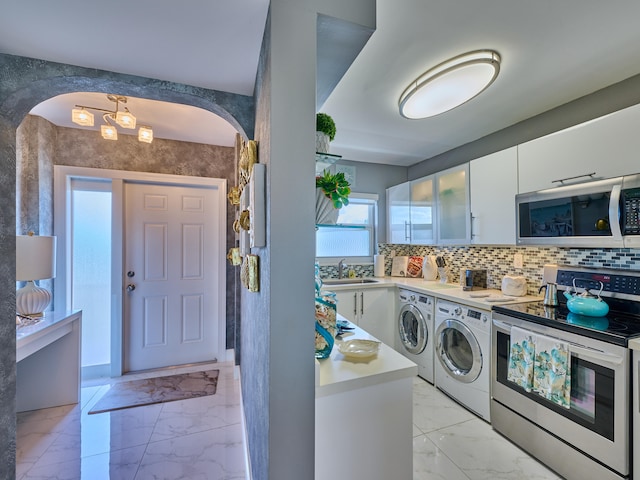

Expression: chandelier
xmin=71 ymin=94 xmax=153 ymax=143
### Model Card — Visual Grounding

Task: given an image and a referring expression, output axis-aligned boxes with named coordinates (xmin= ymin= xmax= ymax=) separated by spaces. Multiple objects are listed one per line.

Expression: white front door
xmin=124 ymin=182 xmax=222 ymax=372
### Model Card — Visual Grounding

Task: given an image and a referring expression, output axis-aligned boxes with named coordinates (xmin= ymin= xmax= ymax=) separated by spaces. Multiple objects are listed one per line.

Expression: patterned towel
xmin=507 ymin=326 xmax=536 ymax=391
xmin=533 ymin=334 xmax=571 ymax=408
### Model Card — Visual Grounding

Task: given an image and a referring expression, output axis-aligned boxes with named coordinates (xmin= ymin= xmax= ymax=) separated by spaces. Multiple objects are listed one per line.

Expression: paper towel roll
xmin=374 ymin=254 xmax=385 ymax=277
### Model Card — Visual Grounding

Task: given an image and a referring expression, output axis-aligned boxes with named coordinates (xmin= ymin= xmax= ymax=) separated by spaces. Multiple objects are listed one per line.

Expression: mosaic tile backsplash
xmin=319 ymin=244 xmax=640 ymax=296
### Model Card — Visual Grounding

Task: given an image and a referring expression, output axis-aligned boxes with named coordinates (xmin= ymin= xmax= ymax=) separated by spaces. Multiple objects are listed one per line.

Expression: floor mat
xmin=88 ymin=369 xmax=219 ymax=414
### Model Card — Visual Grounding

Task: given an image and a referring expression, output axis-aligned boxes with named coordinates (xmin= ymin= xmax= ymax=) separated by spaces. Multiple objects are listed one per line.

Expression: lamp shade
xmin=16 ymin=235 xmax=57 ymax=281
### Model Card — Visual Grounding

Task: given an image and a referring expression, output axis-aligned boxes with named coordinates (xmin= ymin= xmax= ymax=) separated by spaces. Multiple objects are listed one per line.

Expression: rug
xmin=88 ymin=369 xmax=219 ymax=415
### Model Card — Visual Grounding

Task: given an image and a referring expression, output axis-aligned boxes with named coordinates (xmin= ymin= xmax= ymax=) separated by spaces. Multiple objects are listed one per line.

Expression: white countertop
xmin=629 ymin=338 xmax=640 ymax=351
xmin=323 ymin=276 xmax=540 ymax=310
xmin=315 ymin=315 xmax=418 ymax=398
xmin=17 ymin=310 xmax=82 ymax=362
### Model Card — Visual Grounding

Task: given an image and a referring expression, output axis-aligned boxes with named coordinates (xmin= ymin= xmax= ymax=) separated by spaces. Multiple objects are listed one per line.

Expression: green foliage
xmin=316 ymin=113 xmax=336 ymax=141
xmin=316 ymin=169 xmax=351 ymax=209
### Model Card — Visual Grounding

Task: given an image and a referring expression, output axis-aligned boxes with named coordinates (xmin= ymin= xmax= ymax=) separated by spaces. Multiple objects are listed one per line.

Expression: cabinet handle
xmin=360 ymin=292 xmax=364 ymax=316
xmin=470 ymin=212 xmax=476 ymax=238
xmin=404 ymin=221 xmax=410 ymax=241
xmin=353 ymin=292 xmax=357 ymax=317
xmin=551 ymin=172 xmax=596 ymax=184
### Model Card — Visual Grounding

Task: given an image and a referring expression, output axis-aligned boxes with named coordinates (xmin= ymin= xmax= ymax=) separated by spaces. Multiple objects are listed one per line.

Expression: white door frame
xmin=54 ymin=166 xmax=227 ymax=377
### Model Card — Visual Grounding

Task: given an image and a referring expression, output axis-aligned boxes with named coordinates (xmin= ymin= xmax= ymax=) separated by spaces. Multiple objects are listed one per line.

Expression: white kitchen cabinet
xmin=518 ymin=102 xmax=640 ymax=194
xmin=470 ymin=147 xmax=518 ymax=244
xmin=410 ymin=175 xmax=436 ymax=244
xmin=334 ymin=287 xmax=395 ymax=346
xmin=387 ymin=182 xmax=411 ymax=244
xmin=436 ymin=164 xmax=470 ymax=244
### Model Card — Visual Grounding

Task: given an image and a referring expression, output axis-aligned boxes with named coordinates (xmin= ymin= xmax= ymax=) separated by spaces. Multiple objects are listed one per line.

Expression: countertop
xmin=315 ymin=314 xmax=418 ymax=398
xmin=322 ymin=276 xmax=541 ymax=310
xmin=629 ymin=338 xmax=640 ymax=351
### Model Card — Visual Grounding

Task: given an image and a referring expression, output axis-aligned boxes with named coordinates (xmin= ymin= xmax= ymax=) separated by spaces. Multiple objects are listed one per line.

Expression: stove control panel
xmin=557 ymin=269 xmax=640 ymax=296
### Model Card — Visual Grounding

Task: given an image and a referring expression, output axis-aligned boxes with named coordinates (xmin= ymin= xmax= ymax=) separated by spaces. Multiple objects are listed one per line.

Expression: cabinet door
xmin=470 ymin=148 xmax=518 ymax=245
xmin=410 ymin=176 xmax=436 ymax=245
xmin=518 ymin=103 xmax=640 ymax=194
xmin=387 ymin=182 xmax=411 ymax=244
xmin=334 ymin=289 xmax=358 ymax=323
xmin=436 ymin=164 xmax=470 ymax=244
xmin=359 ymin=288 xmax=394 ymax=346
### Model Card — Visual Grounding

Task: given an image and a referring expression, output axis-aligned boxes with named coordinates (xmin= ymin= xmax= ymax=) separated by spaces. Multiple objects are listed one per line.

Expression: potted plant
xmin=316 ymin=112 xmax=336 ymax=154
xmin=315 ymin=169 xmax=350 ymax=224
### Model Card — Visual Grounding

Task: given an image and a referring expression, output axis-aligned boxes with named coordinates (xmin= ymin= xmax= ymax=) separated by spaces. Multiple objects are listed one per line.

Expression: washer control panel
xmin=436 ymin=300 xmax=490 ymax=329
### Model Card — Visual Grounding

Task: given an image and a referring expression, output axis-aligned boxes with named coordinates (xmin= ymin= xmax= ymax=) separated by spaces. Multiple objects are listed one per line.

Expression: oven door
xmin=492 ymin=313 xmax=629 ymax=476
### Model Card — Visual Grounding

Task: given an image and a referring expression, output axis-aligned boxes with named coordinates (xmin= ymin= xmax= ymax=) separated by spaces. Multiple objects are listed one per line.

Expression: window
xmin=316 ymin=193 xmax=378 ymax=263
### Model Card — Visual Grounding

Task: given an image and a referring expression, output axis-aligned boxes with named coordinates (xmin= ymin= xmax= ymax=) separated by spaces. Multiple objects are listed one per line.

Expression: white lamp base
xmin=16 ymin=281 xmax=52 ymax=317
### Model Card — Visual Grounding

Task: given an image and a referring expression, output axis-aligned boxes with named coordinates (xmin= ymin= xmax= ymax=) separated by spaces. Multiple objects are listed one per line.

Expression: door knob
xmin=127 ymin=284 xmax=136 ymax=292
xmin=127 ymin=271 xmax=135 ymax=278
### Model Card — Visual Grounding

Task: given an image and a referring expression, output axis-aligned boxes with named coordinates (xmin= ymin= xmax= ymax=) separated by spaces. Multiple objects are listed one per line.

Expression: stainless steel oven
xmin=491 ymin=265 xmax=640 ymax=480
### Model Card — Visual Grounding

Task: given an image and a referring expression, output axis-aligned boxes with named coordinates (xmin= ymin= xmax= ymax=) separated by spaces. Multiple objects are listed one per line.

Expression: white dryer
xmin=397 ymin=289 xmax=434 ymax=384
xmin=434 ymin=298 xmax=491 ymax=421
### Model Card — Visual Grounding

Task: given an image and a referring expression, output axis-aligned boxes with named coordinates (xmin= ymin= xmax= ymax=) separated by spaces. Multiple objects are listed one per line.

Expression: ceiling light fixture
xmin=399 ymin=50 xmax=501 ymax=119
xmin=71 ymin=94 xmax=152 ymax=143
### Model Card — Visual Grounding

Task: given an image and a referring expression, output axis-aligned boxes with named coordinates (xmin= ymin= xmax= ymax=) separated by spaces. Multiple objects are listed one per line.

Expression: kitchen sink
xmin=322 ymin=278 xmax=379 ymax=285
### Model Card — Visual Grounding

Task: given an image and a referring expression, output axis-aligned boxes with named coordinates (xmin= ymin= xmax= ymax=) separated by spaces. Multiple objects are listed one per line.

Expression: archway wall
xmin=0 ymin=53 xmax=254 ymax=138
xmin=0 ymin=52 xmax=254 ymax=480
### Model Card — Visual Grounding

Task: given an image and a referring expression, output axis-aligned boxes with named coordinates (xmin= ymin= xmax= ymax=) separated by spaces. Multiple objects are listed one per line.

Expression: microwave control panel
xmin=621 ymin=187 xmax=640 ymax=235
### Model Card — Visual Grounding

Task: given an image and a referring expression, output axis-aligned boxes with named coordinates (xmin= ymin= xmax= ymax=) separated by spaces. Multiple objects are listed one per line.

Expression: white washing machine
xmin=397 ymin=289 xmax=434 ymax=384
xmin=434 ymin=298 xmax=491 ymax=421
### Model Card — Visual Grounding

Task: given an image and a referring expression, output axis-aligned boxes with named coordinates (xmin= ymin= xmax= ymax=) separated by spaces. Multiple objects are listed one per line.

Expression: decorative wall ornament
xmin=227 ymin=186 xmax=241 ymax=206
xmin=240 ymin=254 xmax=260 ymax=292
xmin=239 ymin=139 xmax=258 ymax=188
xmin=227 ymin=247 xmax=242 ymax=266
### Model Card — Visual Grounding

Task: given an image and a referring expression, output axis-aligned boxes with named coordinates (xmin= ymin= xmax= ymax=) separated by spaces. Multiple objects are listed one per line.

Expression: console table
xmin=16 ymin=310 xmax=82 ymax=412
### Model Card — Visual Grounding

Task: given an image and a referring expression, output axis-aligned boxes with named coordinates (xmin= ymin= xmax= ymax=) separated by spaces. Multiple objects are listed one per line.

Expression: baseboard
xmin=236 ymin=365 xmax=252 ymax=480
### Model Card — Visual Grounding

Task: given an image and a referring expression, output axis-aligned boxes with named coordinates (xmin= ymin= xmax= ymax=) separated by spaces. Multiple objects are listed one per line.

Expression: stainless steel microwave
xmin=516 ymin=173 xmax=640 ymax=247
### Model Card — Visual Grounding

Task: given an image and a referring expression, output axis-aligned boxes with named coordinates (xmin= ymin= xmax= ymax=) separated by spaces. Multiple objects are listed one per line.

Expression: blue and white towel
xmin=533 ymin=334 xmax=571 ymax=409
xmin=507 ymin=326 xmax=536 ymax=392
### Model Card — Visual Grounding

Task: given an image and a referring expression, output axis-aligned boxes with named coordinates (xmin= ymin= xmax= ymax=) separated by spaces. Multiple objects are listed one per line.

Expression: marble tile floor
xmin=412 ymin=376 xmax=563 ymax=480
xmin=16 ymin=361 xmax=248 ymax=480
xmin=17 ymin=365 xmax=562 ymax=480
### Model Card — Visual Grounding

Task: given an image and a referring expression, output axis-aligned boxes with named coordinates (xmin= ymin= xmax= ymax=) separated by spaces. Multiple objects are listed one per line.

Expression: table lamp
xmin=16 ymin=233 xmax=57 ymax=317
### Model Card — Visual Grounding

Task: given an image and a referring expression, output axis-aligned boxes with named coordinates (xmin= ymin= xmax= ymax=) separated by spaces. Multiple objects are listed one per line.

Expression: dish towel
xmin=533 ymin=334 xmax=571 ymax=408
xmin=507 ymin=326 xmax=536 ymax=392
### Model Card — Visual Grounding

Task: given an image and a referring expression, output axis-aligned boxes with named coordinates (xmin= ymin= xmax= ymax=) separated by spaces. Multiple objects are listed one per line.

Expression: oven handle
xmin=492 ymin=319 xmax=624 ymax=367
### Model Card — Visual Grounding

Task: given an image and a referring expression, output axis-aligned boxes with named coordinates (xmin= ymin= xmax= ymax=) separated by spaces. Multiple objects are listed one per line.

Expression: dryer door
xmin=398 ymin=304 xmax=427 ymax=354
xmin=436 ymin=319 xmax=482 ymax=383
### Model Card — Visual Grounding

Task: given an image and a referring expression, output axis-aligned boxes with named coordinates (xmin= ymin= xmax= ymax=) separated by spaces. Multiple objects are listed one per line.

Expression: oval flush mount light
xmin=399 ymin=50 xmax=501 ymax=119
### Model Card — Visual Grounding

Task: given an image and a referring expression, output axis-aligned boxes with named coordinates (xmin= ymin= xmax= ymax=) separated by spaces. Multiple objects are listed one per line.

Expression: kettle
xmin=538 ymin=282 xmax=558 ymax=307
xmin=563 ymin=279 xmax=609 ymax=317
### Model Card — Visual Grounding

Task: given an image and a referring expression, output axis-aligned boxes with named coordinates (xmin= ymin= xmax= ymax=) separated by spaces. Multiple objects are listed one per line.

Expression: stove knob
xmin=454 ymin=306 xmax=462 ymax=316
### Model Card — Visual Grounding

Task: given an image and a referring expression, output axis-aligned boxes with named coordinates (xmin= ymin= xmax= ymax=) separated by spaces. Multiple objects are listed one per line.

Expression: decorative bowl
xmin=337 ymin=339 xmax=380 ymax=359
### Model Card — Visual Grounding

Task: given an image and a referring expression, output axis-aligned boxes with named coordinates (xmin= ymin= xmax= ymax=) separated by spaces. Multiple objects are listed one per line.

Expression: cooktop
xmin=493 ymin=265 xmax=640 ymax=346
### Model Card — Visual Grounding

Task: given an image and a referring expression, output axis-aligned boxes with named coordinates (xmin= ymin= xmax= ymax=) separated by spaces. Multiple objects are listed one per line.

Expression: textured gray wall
xmin=0 ymin=53 xmax=254 ymax=480
xmin=20 ymin=117 xmax=239 ymax=353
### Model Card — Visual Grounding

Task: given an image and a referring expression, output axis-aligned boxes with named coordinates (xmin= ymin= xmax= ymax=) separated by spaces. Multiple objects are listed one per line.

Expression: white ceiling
xmin=2 ymin=0 xmax=640 ymax=165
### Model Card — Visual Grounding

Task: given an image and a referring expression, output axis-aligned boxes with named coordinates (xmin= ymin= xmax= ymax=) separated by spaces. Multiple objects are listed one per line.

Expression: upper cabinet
xmin=518 ymin=103 xmax=640 ymax=194
xmin=470 ymin=148 xmax=518 ymax=245
xmin=387 ymin=182 xmax=411 ymax=244
xmin=410 ymin=176 xmax=436 ymax=244
xmin=387 ymin=176 xmax=436 ymax=245
xmin=436 ymin=164 xmax=470 ymax=245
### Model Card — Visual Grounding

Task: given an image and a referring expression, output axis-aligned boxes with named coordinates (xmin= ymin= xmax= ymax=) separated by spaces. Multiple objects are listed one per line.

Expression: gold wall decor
xmin=226 ymin=247 xmax=242 ymax=266
xmin=239 ymin=139 xmax=258 ymax=188
xmin=240 ymin=254 xmax=260 ymax=292
xmin=239 ymin=209 xmax=251 ymax=231
xmin=227 ymin=186 xmax=241 ymax=206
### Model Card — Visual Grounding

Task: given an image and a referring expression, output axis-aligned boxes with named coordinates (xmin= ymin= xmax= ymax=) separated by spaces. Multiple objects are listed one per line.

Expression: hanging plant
xmin=316 ymin=169 xmax=351 ymax=209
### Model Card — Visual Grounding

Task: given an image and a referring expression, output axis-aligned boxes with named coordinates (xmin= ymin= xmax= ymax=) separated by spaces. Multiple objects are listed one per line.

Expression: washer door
xmin=398 ymin=304 xmax=427 ymax=354
xmin=435 ymin=319 xmax=482 ymax=383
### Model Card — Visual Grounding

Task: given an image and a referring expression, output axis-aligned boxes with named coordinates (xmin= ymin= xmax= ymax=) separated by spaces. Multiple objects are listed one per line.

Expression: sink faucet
xmin=338 ymin=258 xmax=347 ymax=279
